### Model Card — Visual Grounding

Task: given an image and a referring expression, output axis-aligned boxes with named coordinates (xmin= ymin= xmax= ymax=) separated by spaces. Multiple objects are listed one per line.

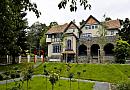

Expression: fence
xmin=0 ymin=55 xmax=44 ymax=65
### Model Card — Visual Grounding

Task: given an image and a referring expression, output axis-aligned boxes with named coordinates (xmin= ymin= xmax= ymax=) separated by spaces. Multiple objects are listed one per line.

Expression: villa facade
xmin=46 ymin=15 xmax=121 ymax=63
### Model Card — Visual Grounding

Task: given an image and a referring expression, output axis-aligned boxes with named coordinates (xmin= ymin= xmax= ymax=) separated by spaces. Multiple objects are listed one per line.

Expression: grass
xmin=34 ymin=63 xmax=129 ymax=83
xmin=0 ymin=76 xmax=94 ymax=90
xmin=0 ymin=63 xmax=34 ymax=72
xmin=1 ymin=62 xmax=130 ymax=83
xmin=114 ymin=64 xmax=130 ymax=78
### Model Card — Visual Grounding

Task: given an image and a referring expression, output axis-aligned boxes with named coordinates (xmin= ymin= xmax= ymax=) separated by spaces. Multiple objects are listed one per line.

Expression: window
xmin=48 ymin=35 xmax=51 ymax=38
xmin=92 ymin=25 xmax=95 ymax=29
xmin=95 ymin=25 xmax=98 ymax=29
xmin=85 ymin=26 xmax=89 ymax=30
xmin=85 ymin=25 xmax=98 ymax=30
xmin=67 ymin=39 xmax=72 ymax=50
xmin=81 ymin=33 xmax=92 ymax=39
xmin=53 ymin=44 xmax=61 ymax=53
xmin=89 ymin=26 xmax=91 ymax=29
xmin=110 ymin=31 xmax=114 ymax=35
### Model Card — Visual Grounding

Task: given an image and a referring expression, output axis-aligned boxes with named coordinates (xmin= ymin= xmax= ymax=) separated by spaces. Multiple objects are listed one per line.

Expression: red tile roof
xmin=105 ymin=20 xmax=121 ymax=29
xmin=46 ymin=23 xmax=68 ymax=34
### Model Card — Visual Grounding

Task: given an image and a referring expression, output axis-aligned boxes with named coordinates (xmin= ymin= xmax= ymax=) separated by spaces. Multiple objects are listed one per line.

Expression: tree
xmin=77 ymin=72 xmax=81 ymax=90
xmin=96 ymin=21 xmax=107 ymax=63
xmin=49 ymin=22 xmax=58 ymax=28
xmin=27 ymin=22 xmax=48 ymax=55
xmin=49 ymin=71 xmax=59 ymax=90
xmin=105 ymin=17 xmax=111 ymax=21
xmin=43 ymin=64 xmax=49 ymax=90
xmin=58 ymin=0 xmax=91 ymax=12
xmin=68 ymin=72 xmax=74 ymax=90
xmin=119 ymin=18 xmax=130 ymax=44
xmin=113 ymin=39 xmax=130 ymax=64
xmin=0 ymin=0 xmax=41 ymax=63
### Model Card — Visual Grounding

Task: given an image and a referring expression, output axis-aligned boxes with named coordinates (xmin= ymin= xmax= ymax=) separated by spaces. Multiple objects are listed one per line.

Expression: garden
xmin=0 ymin=62 xmax=130 ymax=90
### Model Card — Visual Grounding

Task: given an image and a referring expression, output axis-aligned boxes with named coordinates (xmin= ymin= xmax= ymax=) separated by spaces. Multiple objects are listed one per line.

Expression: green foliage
xmin=49 ymin=71 xmax=59 ymax=90
xmin=116 ymin=81 xmax=130 ymax=90
xmin=119 ymin=18 xmax=130 ymax=44
xmin=0 ymin=74 xmax=4 ymax=80
xmin=0 ymin=0 xmax=40 ymax=63
xmin=58 ymin=0 xmax=91 ymax=12
xmin=114 ymin=39 xmax=130 ymax=64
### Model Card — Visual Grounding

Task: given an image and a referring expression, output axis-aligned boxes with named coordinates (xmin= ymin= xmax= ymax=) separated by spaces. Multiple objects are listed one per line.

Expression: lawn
xmin=0 ymin=76 xmax=94 ymax=90
xmin=34 ymin=63 xmax=129 ymax=83
xmin=0 ymin=63 xmax=33 ymax=72
xmin=114 ymin=64 xmax=130 ymax=78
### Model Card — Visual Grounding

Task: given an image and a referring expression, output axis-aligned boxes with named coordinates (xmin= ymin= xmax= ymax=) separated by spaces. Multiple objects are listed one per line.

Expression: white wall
xmin=65 ymin=29 xmax=79 ymax=38
xmin=106 ymin=30 xmax=118 ymax=36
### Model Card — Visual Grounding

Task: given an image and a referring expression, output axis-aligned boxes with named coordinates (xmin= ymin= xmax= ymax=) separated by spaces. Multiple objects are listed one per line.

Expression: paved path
xmin=33 ymin=62 xmax=42 ymax=68
xmin=0 ymin=74 xmax=110 ymax=90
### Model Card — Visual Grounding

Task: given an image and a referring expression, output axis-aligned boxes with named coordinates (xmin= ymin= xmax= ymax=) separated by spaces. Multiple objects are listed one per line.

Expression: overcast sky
xmin=26 ymin=0 xmax=130 ymax=26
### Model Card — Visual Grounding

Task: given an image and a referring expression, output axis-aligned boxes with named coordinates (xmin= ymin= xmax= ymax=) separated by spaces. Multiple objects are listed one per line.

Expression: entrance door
xmin=67 ymin=55 xmax=74 ymax=62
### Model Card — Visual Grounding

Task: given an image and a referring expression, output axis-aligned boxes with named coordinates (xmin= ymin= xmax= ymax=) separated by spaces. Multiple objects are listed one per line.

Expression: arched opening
xmin=78 ymin=44 xmax=87 ymax=56
xmin=91 ymin=44 xmax=100 ymax=56
xmin=104 ymin=43 xmax=114 ymax=56
xmin=67 ymin=39 xmax=72 ymax=50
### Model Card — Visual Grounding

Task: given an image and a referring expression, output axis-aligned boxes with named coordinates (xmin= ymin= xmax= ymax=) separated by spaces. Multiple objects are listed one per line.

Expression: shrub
xmin=11 ymin=73 xmax=16 ymax=79
xmin=116 ymin=81 xmax=130 ymax=90
xmin=0 ymin=74 xmax=4 ymax=80
xmin=114 ymin=39 xmax=130 ymax=64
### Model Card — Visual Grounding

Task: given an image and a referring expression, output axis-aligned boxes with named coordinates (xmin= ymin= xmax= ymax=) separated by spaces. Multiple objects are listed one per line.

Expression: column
xmin=87 ymin=46 xmax=91 ymax=63
xmin=19 ymin=55 xmax=21 ymax=63
xmin=27 ymin=55 xmax=30 ymax=63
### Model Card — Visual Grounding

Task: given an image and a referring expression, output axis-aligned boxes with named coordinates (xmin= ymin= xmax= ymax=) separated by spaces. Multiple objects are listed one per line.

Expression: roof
xmin=105 ymin=20 xmax=121 ymax=29
xmin=46 ymin=23 xmax=68 ymax=34
xmin=46 ymin=21 xmax=80 ymax=34
xmin=80 ymin=15 xmax=100 ymax=29
xmin=64 ymin=21 xmax=80 ymax=32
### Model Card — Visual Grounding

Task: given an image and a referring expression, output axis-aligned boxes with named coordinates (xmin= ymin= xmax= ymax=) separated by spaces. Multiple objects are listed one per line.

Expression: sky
xmin=26 ymin=0 xmax=130 ymax=26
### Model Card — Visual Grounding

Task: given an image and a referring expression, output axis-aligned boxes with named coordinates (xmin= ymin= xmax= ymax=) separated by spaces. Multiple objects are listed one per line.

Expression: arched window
xmin=67 ymin=39 xmax=72 ymax=50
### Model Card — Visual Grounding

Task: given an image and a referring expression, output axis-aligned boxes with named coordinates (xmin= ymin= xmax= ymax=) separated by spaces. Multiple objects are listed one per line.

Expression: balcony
xmin=46 ymin=38 xmax=51 ymax=43
xmin=79 ymin=35 xmax=118 ymax=43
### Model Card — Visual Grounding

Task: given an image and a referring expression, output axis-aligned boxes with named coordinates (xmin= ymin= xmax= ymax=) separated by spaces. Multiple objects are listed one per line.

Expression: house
xmin=46 ymin=15 xmax=121 ymax=63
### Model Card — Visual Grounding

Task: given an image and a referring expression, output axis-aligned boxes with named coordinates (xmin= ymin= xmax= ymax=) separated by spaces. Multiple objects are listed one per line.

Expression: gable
xmin=64 ymin=21 xmax=80 ymax=33
xmin=86 ymin=15 xmax=100 ymax=25
xmin=86 ymin=17 xmax=99 ymax=25
xmin=80 ymin=15 xmax=100 ymax=29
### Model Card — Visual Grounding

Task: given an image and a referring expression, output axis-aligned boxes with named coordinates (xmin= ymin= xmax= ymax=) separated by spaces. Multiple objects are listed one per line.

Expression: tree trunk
xmin=46 ymin=77 xmax=47 ymax=90
xmin=52 ymin=84 xmax=54 ymax=90
xmin=70 ymin=78 xmax=71 ymax=90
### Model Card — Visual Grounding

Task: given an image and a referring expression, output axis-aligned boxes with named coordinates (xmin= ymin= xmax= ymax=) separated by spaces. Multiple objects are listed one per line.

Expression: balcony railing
xmin=79 ymin=36 xmax=117 ymax=42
